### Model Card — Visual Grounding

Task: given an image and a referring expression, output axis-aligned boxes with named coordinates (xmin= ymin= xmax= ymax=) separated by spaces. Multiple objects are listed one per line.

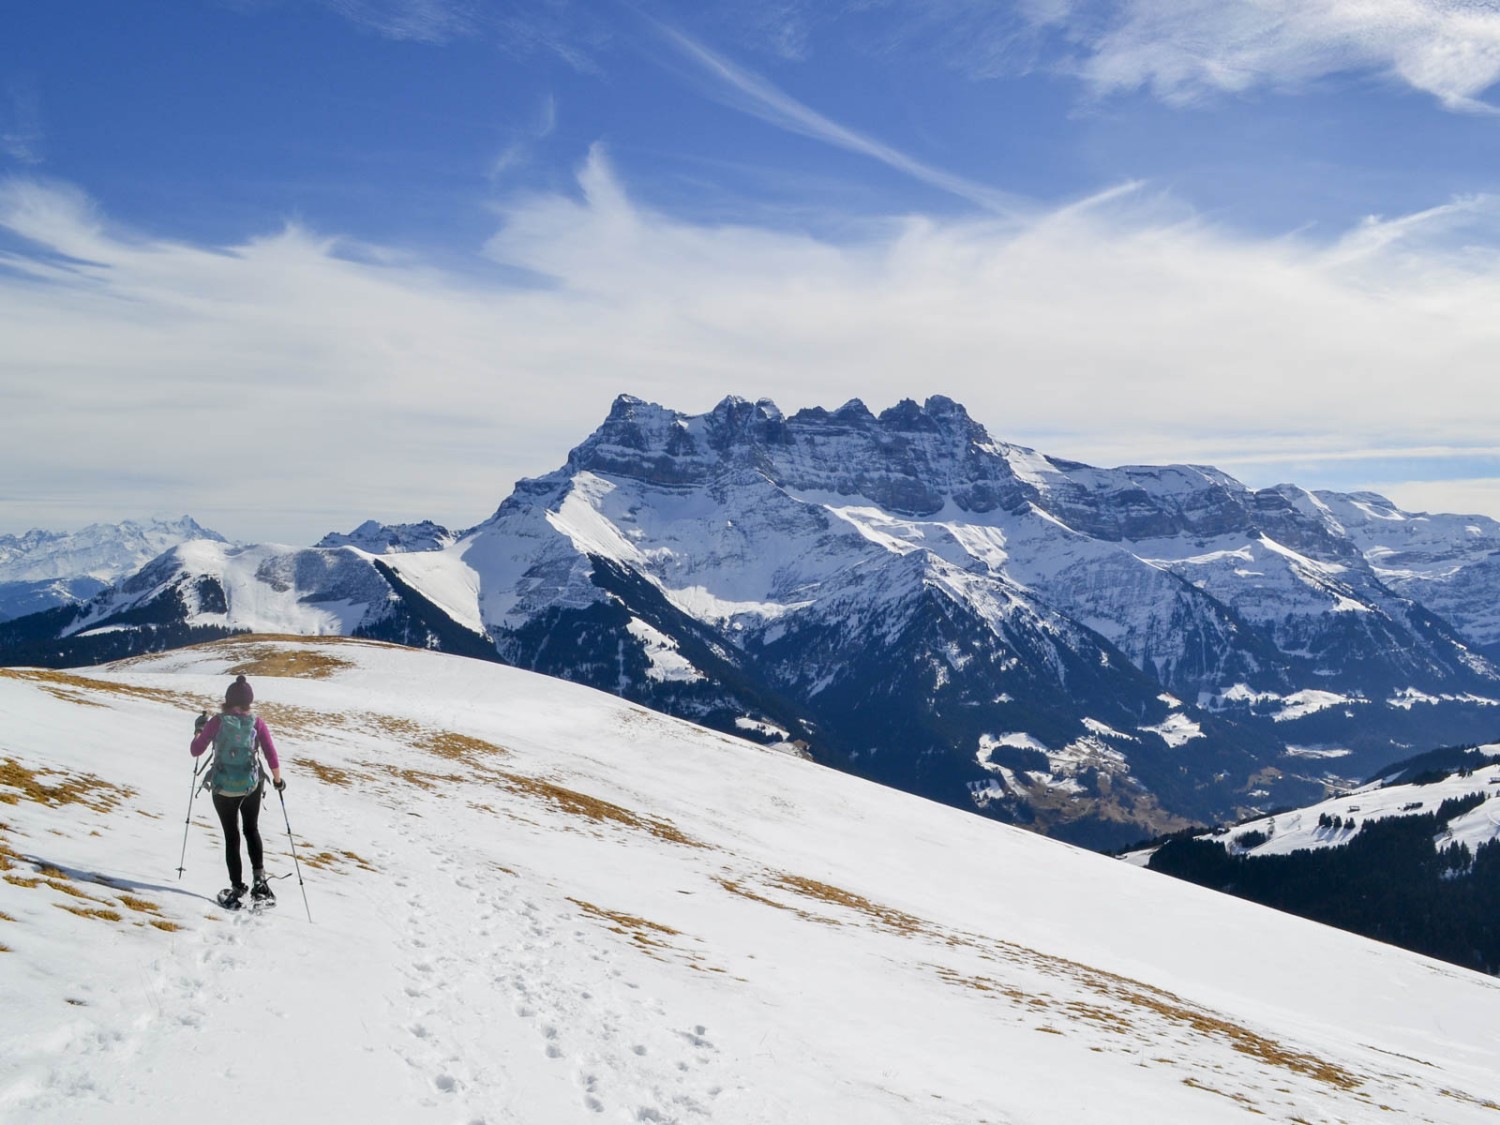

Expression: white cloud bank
xmin=5 ymin=156 xmax=1500 ymax=541
xmin=1044 ymin=0 xmax=1500 ymax=110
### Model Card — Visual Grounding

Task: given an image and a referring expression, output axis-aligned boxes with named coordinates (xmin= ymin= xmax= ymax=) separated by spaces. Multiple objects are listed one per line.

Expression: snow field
xmin=2 ymin=637 xmax=1500 ymax=1123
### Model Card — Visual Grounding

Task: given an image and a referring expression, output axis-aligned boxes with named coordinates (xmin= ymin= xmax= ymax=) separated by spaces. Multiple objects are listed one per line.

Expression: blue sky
xmin=5 ymin=0 xmax=1500 ymax=542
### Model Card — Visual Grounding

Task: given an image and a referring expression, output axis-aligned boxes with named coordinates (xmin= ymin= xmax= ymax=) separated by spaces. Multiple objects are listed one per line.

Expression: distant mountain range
xmin=0 ymin=516 xmax=224 ymax=623
xmin=6 ymin=395 xmax=1500 ymax=847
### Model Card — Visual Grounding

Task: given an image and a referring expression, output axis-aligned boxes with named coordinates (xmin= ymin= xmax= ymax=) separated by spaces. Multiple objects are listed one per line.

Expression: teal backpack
xmin=211 ymin=713 xmax=263 ymax=796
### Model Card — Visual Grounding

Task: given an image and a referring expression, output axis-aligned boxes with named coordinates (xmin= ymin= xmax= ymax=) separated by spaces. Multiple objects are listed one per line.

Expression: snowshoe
xmin=216 ymin=883 xmax=248 ymax=910
xmin=250 ymin=876 xmax=276 ymax=907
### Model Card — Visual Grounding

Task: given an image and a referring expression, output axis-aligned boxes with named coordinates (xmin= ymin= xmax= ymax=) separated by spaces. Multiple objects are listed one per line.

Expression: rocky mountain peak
xmin=564 ymin=394 xmax=1019 ymax=514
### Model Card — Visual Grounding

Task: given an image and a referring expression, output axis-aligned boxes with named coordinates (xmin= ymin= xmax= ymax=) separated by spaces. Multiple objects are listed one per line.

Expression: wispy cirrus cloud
xmin=318 ymin=0 xmax=481 ymax=43
xmin=653 ymin=22 xmax=1023 ymax=215
xmin=1 ymin=80 xmax=45 ymax=165
xmin=7 ymin=156 xmax=1500 ymax=539
xmin=313 ymin=0 xmax=606 ymax=70
xmin=488 ymin=94 xmax=558 ymax=181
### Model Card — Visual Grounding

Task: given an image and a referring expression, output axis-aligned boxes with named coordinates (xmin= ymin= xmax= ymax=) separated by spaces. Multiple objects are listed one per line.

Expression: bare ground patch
xmin=0 ymin=757 xmax=134 ymax=814
xmin=568 ymin=897 xmax=723 ymax=972
xmin=224 ymin=645 xmax=355 ymax=680
xmin=0 ymin=667 xmax=199 ymax=711
xmin=300 ymin=848 xmax=377 ymax=874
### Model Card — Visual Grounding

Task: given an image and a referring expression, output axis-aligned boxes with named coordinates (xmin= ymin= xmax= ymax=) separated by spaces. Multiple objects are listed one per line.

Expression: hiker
xmin=190 ymin=674 xmax=284 ymax=909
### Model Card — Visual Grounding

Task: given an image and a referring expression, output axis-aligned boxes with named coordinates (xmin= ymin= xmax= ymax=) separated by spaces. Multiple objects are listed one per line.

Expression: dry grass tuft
xmin=0 ymin=909 xmax=15 ymax=923
xmin=716 ymin=876 xmax=808 ymax=915
xmin=364 ymin=763 xmax=466 ymax=792
xmin=116 ymin=895 xmax=163 ymax=915
xmin=54 ymin=903 xmax=123 ymax=923
xmin=492 ymin=771 xmax=705 ymax=848
xmin=0 ymin=667 xmax=195 ymax=709
xmin=0 ymin=757 xmax=134 ymax=813
xmin=149 ymin=919 xmax=184 ymax=932
xmin=418 ymin=731 xmax=510 ymax=764
xmin=300 ymin=758 xmax=363 ymax=788
xmin=1440 ymin=1088 xmax=1500 ymax=1112
xmin=567 ymin=897 xmax=724 ymax=971
xmin=300 ymin=848 xmax=376 ymax=874
xmin=253 ymin=701 xmax=333 ymax=738
xmin=770 ymin=874 xmax=926 ymax=935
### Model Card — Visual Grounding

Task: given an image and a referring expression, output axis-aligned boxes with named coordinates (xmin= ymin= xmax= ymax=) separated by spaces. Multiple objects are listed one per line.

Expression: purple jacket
xmin=190 ymin=711 xmax=280 ymax=771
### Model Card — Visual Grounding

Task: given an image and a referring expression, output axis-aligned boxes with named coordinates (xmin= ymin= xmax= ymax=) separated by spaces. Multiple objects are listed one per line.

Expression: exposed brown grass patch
xmin=0 ymin=757 xmax=134 ymax=813
xmin=364 ymin=762 xmax=466 ymax=792
xmin=366 ymin=714 xmax=424 ymax=741
xmin=715 ymin=876 xmax=815 ymax=917
xmin=225 ymin=646 xmax=353 ymax=680
xmin=149 ymin=919 xmax=184 ymax=932
xmin=1440 ymin=1088 xmax=1500 ymax=1112
xmin=570 ymin=898 xmax=682 ymax=955
xmin=300 ymin=758 xmax=363 ymax=788
xmin=55 ymin=903 xmax=122 ymax=923
xmin=1182 ymin=1077 xmax=1265 ymax=1113
xmin=252 ymin=701 xmax=331 ymax=737
xmin=934 ymin=967 xmax=1037 ymax=1005
xmin=0 ymin=909 xmax=15 ymax=922
xmin=41 ymin=878 xmax=106 ymax=901
xmin=1092 ymin=975 xmax=1360 ymax=1091
xmin=116 ymin=895 xmax=163 ymax=915
xmin=770 ymin=874 xmax=925 ymax=935
xmin=492 ymin=771 xmax=704 ymax=848
xmin=418 ymin=731 xmax=510 ymax=764
xmin=0 ymin=667 xmax=194 ymax=709
xmin=299 ymin=848 xmax=375 ymax=874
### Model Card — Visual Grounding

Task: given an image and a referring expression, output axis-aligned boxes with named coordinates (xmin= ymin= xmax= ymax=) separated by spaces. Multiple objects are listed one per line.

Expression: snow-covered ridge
xmin=2 ymin=636 xmax=1499 ymax=1122
xmin=315 ymin=518 xmax=456 ymax=554
xmin=1192 ymin=747 xmax=1500 ymax=860
xmin=0 ymin=516 xmax=225 ymax=622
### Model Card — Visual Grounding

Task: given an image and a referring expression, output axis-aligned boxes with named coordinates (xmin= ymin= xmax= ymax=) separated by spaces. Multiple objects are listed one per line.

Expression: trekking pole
xmin=176 ymin=714 xmax=212 ymax=879
xmin=275 ymin=784 xmax=313 ymax=923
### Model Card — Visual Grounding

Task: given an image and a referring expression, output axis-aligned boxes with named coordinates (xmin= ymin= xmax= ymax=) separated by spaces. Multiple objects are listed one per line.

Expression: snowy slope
xmin=3 ymin=636 xmax=1500 ymax=1124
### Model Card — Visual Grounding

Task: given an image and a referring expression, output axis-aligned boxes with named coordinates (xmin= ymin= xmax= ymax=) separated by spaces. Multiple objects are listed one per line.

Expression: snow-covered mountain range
xmin=3 ymin=635 xmax=1499 ymax=1123
xmin=7 ymin=396 xmax=1500 ymax=847
xmin=0 ymin=516 xmax=223 ymax=622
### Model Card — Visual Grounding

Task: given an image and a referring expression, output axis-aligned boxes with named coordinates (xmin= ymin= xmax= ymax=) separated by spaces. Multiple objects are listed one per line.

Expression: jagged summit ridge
xmin=568 ymin=393 xmax=1027 ymax=515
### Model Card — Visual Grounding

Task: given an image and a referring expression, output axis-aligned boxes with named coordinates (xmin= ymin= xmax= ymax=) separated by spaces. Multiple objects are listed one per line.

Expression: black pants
xmin=212 ymin=785 xmax=264 ymax=887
